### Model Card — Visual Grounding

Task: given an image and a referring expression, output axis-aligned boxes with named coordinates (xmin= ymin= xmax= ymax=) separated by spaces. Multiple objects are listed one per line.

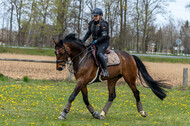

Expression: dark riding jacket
xmin=82 ymin=19 xmax=110 ymax=45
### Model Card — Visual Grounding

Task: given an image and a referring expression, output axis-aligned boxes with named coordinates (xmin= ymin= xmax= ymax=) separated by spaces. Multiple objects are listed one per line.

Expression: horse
xmin=53 ymin=33 xmax=171 ymax=120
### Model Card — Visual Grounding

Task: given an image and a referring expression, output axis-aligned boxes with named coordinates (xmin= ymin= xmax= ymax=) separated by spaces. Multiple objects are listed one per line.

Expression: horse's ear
xmin=53 ymin=38 xmax=57 ymax=44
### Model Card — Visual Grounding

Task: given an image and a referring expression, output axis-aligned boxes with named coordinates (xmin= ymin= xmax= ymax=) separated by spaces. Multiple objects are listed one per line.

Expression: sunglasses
xmin=93 ymin=15 xmax=98 ymax=17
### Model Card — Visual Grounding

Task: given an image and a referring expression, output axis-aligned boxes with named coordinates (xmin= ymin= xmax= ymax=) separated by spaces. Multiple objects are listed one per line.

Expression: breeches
xmin=96 ymin=42 xmax=109 ymax=58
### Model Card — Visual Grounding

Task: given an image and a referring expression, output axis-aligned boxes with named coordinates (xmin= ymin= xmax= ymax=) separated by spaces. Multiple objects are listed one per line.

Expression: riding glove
xmin=92 ymin=40 xmax=97 ymax=45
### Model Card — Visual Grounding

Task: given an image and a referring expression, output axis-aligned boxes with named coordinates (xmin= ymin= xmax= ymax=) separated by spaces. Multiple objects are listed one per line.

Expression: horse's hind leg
xmin=123 ymin=75 xmax=147 ymax=117
xmin=100 ymin=77 xmax=120 ymax=120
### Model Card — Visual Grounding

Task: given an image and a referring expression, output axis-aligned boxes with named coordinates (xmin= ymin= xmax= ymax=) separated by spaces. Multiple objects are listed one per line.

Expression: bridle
xmin=55 ymin=43 xmax=93 ymax=73
xmin=55 ymin=44 xmax=69 ymax=64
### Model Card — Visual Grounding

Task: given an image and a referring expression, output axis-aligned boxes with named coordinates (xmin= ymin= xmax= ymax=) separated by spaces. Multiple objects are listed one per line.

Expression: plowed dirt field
xmin=0 ymin=53 xmax=190 ymax=86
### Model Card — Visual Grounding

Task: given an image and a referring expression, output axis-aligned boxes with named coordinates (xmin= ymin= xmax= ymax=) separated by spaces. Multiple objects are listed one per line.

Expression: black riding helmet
xmin=92 ymin=8 xmax=103 ymax=16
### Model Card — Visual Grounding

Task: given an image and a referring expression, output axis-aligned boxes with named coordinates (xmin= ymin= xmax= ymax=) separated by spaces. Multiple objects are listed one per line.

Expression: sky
xmin=156 ymin=0 xmax=190 ymax=25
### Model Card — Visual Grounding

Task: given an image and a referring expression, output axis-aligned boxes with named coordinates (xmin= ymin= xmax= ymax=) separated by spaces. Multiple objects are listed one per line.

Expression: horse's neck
xmin=69 ymin=47 xmax=85 ymax=59
xmin=68 ymin=43 xmax=86 ymax=71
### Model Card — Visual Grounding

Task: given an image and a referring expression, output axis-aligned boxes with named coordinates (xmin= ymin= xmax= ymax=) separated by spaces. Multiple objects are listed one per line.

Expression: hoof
xmin=140 ymin=111 xmax=147 ymax=117
xmin=93 ymin=111 xmax=100 ymax=119
xmin=58 ymin=115 xmax=66 ymax=120
xmin=58 ymin=111 xmax=66 ymax=120
xmin=100 ymin=115 xmax=105 ymax=120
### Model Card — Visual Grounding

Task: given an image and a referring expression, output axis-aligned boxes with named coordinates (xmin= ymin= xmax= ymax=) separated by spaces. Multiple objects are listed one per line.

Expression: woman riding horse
xmin=53 ymin=8 xmax=171 ymax=121
xmin=53 ymin=33 xmax=171 ymax=120
xmin=82 ymin=8 xmax=109 ymax=77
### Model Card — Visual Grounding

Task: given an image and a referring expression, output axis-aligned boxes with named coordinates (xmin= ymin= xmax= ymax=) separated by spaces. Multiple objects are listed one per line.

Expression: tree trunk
xmin=40 ymin=0 xmax=50 ymax=48
xmin=14 ymin=0 xmax=23 ymax=46
xmin=25 ymin=0 xmax=35 ymax=46
xmin=9 ymin=0 xmax=14 ymax=45
xmin=2 ymin=17 xmax=4 ymax=41
xmin=123 ymin=0 xmax=127 ymax=49
xmin=108 ymin=3 xmax=112 ymax=44
xmin=77 ymin=0 xmax=82 ymax=38
xmin=119 ymin=0 xmax=123 ymax=50
xmin=136 ymin=0 xmax=140 ymax=53
xmin=142 ymin=2 xmax=148 ymax=53
xmin=56 ymin=0 xmax=69 ymax=39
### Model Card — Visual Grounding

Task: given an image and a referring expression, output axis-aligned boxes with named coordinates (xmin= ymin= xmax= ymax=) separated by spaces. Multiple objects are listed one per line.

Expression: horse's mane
xmin=62 ymin=33 xmax=85 ymax=48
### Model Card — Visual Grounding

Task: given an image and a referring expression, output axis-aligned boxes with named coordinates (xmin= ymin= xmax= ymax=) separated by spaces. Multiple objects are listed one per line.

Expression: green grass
xmin=22 ymin=76 xmax=30 ymax=82
xmin=0 ymin=73 xmax=10 ymax=81
xmin=0 ymin=46 xmax=54 ymax=56
xmin=0 ymin=76 xmax=190 ymax=126
xmin=138 ymin=56 xmax=190 ymax=64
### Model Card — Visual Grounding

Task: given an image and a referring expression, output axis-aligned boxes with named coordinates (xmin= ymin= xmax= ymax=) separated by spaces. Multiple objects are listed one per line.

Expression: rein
xmin=69 ymin=46 xmax=93 ymax=73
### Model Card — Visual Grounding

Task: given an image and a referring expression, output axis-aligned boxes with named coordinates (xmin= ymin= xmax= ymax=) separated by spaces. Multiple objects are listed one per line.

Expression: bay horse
xmin=53 ymin=33 xmax=171 ymax=120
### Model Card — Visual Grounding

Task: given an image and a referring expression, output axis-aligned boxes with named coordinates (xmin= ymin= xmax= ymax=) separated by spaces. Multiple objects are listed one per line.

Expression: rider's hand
xmin=92 ymin=40 xmax=97 ymax=45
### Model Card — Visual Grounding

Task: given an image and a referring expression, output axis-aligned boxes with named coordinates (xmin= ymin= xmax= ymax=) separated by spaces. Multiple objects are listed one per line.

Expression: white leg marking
xmin=140 ymin=111 xmax=147 ymax=117
xmin=100 ymin=111 xmax=105 ymax=117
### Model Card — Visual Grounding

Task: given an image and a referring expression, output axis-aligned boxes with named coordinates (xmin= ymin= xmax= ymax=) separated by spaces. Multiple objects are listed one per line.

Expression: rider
xmin=82 ymin=8 xmax=110 ymax=77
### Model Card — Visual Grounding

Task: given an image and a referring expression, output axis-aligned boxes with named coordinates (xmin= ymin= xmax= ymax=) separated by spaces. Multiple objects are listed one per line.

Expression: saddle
xmin=91 ymin=46 xmax=120 ymax=67
xmin=88 ymin=46 xmax=120 ymax=84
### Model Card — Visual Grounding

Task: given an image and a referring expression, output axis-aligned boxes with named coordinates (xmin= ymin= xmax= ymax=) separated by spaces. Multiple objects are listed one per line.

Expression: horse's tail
xmin=132 ymin=55 xmax=171 ymax=100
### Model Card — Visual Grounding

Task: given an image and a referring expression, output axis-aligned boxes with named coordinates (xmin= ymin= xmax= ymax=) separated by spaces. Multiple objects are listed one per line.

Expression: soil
xmin=0 ymin=53 xmax=190 ymax=86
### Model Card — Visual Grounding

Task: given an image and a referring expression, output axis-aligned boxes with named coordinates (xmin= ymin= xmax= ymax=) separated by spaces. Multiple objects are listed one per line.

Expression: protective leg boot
xmin=98 ymin=53 xmax=109 ymax=77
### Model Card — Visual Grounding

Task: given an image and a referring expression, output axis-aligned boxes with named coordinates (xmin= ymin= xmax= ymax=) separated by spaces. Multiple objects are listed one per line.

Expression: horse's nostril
xmin=57 ymin=67 xmax=63 ymax=71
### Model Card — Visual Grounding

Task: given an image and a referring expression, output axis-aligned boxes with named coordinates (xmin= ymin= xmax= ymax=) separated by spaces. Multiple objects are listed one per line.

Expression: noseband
xmin=55 ymin=44 xmax=69 ymax=64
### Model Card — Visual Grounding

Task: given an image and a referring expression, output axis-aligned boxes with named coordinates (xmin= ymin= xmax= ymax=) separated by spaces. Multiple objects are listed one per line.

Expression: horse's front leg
xmin=81 ymin=86 xmax=100 ymax=119
xmin=58 ymin=80 xmax=83 ymax=120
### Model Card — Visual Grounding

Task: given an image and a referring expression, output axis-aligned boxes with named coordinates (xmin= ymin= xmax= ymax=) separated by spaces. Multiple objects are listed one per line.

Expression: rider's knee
xmin=97 ymin=52 xmax=103 ymax=58
xmin=96 ymin=53 xmax=101 ymax=58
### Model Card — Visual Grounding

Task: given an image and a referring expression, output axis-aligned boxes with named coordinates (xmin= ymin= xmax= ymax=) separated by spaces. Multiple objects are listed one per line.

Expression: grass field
xmin=0 ymin=46 xmax=54 ymax=56
xmin=138 ymin=56 xmax=190 ymax=64
xmin=0 ymin=75 xmax=190 ymax=126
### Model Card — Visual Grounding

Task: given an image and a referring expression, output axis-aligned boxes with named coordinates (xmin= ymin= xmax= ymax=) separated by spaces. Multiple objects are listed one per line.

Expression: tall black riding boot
xmin=98 ymin=53 xmax=109 ymax=77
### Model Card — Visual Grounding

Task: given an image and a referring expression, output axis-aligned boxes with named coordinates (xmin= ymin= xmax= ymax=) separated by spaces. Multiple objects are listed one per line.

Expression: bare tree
xmin=25 ymin=0 xmax=37 ymax=46
xmin=123 ymin=0 xmax=127 ymax=47
xmin=104 ymin=0 xmax=113 ymax=44
xmin=180 ymin=20 xmax=190 ymax=53
xmin=9 ymin=0 xmax=14 ymax=45
xmin=132 ymin=0 xmax=142 ymax=53
xmin=53 ymin=0 xmax=71 ymax=39
xmin=14 ymin=0 xmax=23 ymax=46
xmin=140 ymin=0 xmax=166 ymax=53
xmin=38 ymin=0 xmax=51 ymax=47
xmin=162 ymin=18 xmax=178 ymax=53
xmin=155 ymin=27 xmax=163 ymax=52
xmin=0 ymin=1 xmax=7 ymax=42
xmin=77 ymin=0 xmax=83 ymax=38
xmin=118 ymin=0 xmax=123 ymax=50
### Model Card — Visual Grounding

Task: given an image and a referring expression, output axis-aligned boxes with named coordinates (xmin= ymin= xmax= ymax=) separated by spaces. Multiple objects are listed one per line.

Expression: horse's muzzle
xmin=57 ymin=64 xmax=65 ymax=71
xmin=57 ymin=67 xmax=63 ymax=71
